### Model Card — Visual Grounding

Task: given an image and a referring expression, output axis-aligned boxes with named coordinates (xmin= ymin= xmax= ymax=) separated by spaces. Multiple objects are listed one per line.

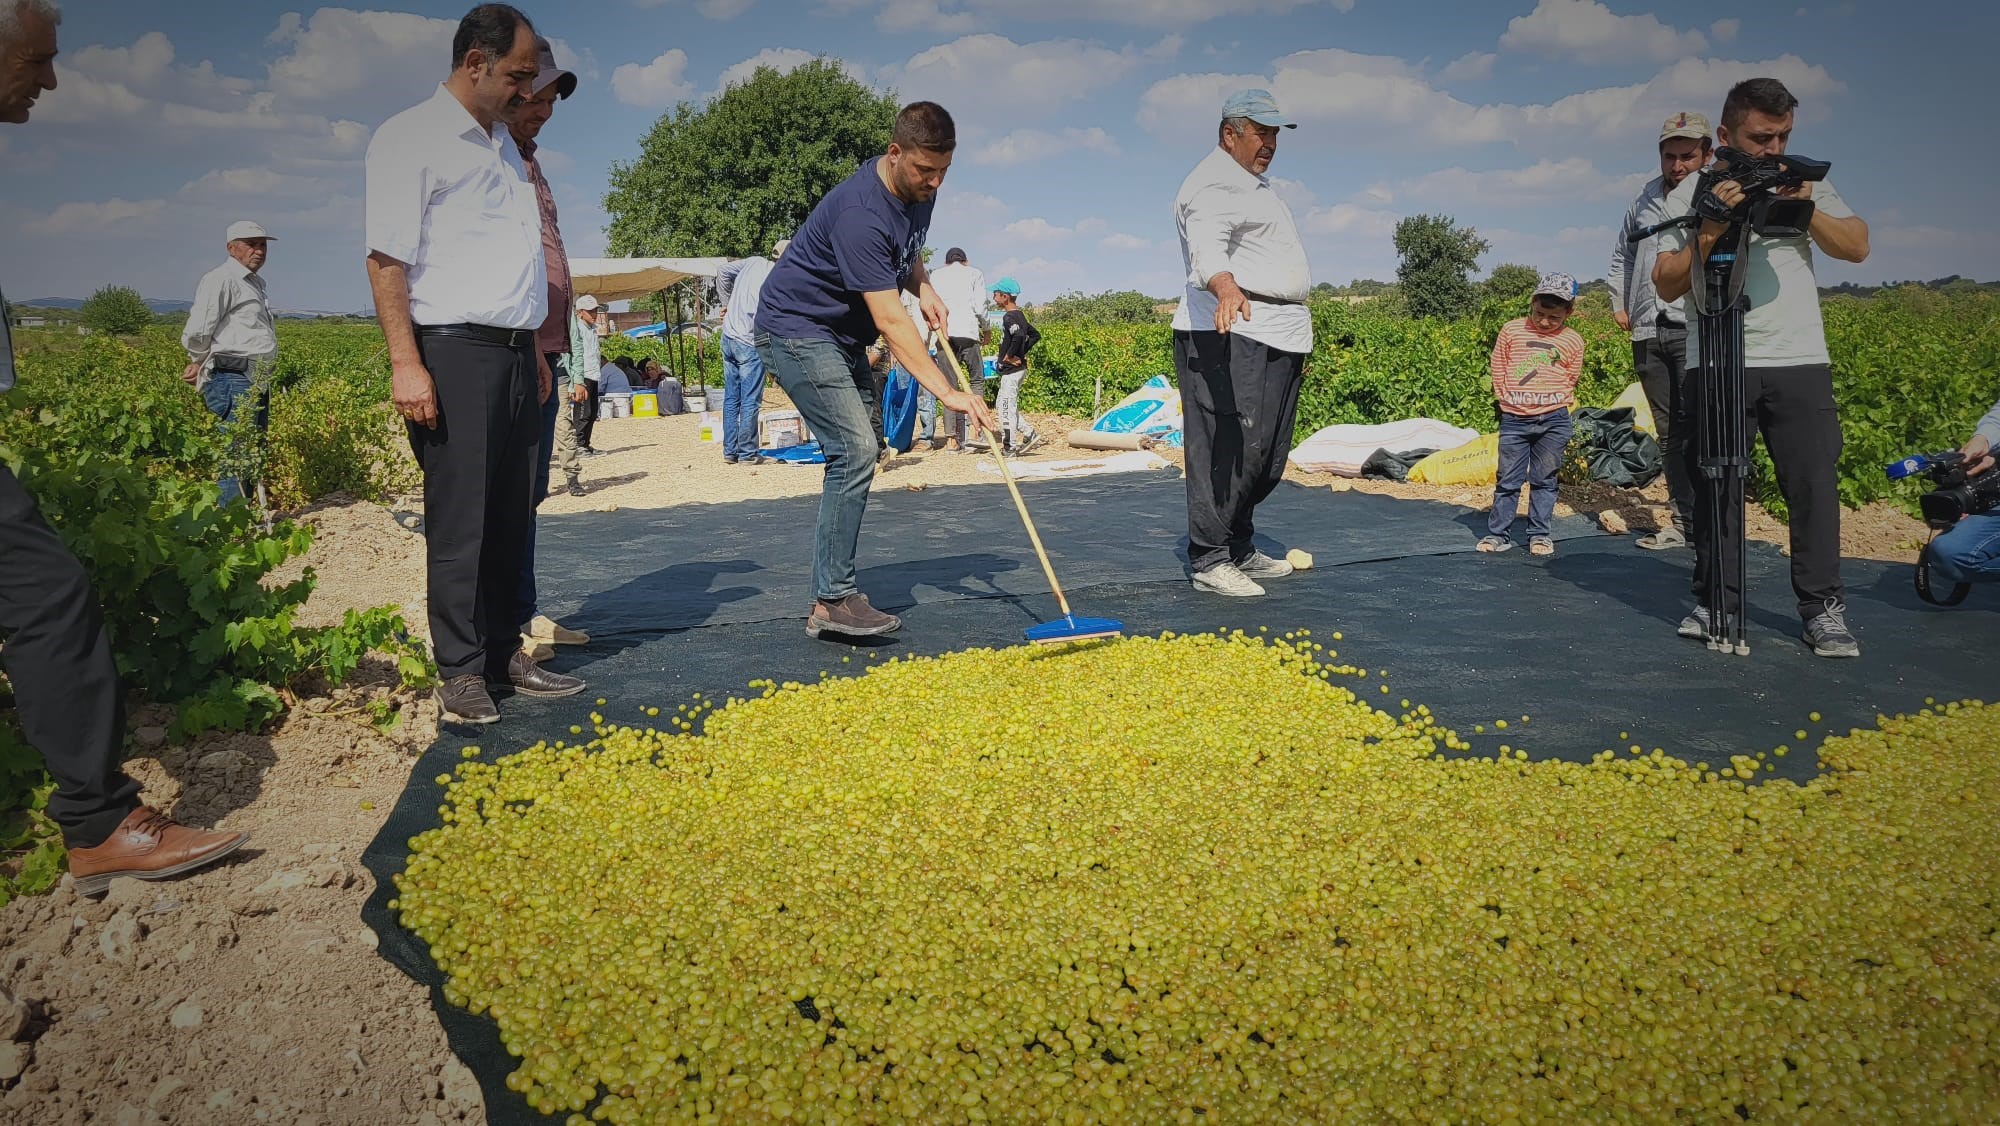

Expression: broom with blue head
xmin=936 ymin=328 xmax=1122 ymax=645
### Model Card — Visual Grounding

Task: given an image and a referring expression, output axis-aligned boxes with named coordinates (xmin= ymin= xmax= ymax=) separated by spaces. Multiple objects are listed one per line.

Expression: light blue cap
xmin=991 ymin=276 xmax=1021 ymax=296
xmin=1220 ymin=88 xmax=1296 ymax=129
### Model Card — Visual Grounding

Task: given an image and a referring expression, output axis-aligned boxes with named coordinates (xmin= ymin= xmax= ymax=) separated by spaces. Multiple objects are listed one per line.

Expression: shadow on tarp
xmin=362 ymin=478 xmax=1995 ymax=1124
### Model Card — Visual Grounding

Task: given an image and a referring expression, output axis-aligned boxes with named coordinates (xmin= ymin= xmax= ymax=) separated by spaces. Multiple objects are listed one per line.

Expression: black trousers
xmin=407 ymin=334 xmax=540 ymax=681
xmin=1635 ymin=319 xmax=1695 ymax=532
xmin=575 ymin=378 xmax=601 ymax=449
xmin=1174 ymin=330 xmax=1307 ymax=574
xmin=1681 ymin=363 xmax=1844 ymax=620
xmin=0 ymin=466 xmax=140 ymax=848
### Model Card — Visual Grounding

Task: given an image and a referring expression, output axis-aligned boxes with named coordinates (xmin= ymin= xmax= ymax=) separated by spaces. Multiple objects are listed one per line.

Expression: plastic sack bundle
xmin=1091 ymin=375 xmax=1184 ymax=449
xmin=1407 ymin=432 xmax=1501 ymax=486
xmin=881 ymin=368 xmax=919 ymax=453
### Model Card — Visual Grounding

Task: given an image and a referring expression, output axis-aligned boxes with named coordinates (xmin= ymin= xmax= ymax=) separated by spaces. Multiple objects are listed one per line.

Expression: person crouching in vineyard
xmin=0 ymin=0 xmax=250 ymax=893
xmin=988 ymin=277 xmax=1041 ymax=455
xmin=1477 ymin=273 xmax=1586 ymax=558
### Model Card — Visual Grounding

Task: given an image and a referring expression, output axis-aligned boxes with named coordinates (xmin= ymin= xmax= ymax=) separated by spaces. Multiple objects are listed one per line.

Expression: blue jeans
xmin=915 ymin=381 xmax=938 ymax=442
xmin=202 ymin=371 xmax=268 ymax=505
xmin=1489 ymin=408 xmax=1573 ymax=539
xmin=722 ymin=336 xmax=765 ymax=461
xmin=516 ymin=379 xmax=560 ymax=628
xmin=757 ymin=333 xmax=878 ymax=602
xmin=1927 ymin=512 xmax=2000 ymax=586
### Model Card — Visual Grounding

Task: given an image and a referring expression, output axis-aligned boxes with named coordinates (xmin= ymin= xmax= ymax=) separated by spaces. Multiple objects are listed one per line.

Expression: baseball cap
xmin=991 ymin=276 xmax=1021 ymax=297
xmin=225 ymin=220 xmax=275 ymax=242
xmin=1220 ymin=88 xmax=1296 ymax=129
xmin=531 ymin=36 xmax=578 ymax=100
xmin=576 ymin=294 xmax=600 ymax=311
xmin=1659 ymin=110 xmax=1710 ymax=143
xmin=1532 ymin=272 xmax=1578 ymax=303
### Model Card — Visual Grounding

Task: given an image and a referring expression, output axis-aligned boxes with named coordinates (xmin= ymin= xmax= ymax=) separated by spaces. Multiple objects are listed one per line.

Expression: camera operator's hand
xmin=1700 ymin=180 xmax=1746 ymax=237
xmin=1777 ymin=178 xmax=1813 ymax=201
xmin=1962 ymin=434 xmax=1995 ymax=478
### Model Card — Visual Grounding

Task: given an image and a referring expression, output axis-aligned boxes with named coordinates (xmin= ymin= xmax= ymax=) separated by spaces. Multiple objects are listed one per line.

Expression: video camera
xmin=1693 ymin=147 xmax=1831 ymax=239
xmin=1886 ymin=450 xmax=2000 ymax=605
xmin=1886 ymin=450 xmax=2000 ymax=528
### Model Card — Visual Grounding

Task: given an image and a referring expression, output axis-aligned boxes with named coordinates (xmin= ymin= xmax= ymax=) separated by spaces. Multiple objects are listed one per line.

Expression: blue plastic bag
xmin=881 ymin=368 xmax=919 ymax=453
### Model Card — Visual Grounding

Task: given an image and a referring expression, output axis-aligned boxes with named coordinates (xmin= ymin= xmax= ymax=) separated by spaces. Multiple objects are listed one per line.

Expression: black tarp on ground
xmin=361 ymin=476 xmax=1995 ymax=1125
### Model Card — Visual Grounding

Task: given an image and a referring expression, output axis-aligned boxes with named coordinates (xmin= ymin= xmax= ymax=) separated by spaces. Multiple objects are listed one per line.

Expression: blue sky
xmin=2 ymin=0 xmax=1994 ymax=312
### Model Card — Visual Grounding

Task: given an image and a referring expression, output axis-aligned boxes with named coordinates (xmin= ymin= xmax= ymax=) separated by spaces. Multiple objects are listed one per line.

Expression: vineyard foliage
xmin=0 ymin=324 xmax=428 ymax=901
xmin=1021 ymin=290 xmax=2000 ymax=511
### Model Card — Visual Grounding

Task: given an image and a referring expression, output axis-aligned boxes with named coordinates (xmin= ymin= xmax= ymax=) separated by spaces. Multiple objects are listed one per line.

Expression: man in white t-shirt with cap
xmin=182 ymin=219 xmax=278 ymax=506
xmin=1171 ymin=87 xmax=1313 ymax=598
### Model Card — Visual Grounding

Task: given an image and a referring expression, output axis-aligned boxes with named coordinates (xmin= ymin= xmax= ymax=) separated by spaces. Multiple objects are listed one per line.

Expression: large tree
xmin=79 ymin=285 xmax=152 ymax=336
xmin=605 ymin=60 xmax=898 ymax=259
xmin=1393 ymin=214 xmax=1490 ymax=321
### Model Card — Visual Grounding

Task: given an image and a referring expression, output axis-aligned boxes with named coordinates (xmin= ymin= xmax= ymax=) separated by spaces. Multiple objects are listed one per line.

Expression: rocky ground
xmin=0 ymin=405 xmax=1927 ymax=1124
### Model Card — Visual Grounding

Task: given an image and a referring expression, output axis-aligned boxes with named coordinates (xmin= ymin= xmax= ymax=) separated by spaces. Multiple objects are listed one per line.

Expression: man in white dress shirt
xmin=182 ymin=220 xmax=278 ymax=506
xmin=364 ymin=3 xmax=582 ymax=725
xmin=1172 ymin=88 xmax=1313 ymax=598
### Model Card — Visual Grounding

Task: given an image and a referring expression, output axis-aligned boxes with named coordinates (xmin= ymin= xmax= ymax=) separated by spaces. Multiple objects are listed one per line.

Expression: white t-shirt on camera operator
xmin=1658 ymin=174 xmax=1854 ymax=366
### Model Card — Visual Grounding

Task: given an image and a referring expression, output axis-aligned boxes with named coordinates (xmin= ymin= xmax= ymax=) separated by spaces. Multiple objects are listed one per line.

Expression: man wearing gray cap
xmin=1172 ymin=88 xmax=1313 ymax=598
xmin=182 ymin=220 xmax=278 ymax=506
xmin=1610 ymin=111 xmax=1710 ymax=550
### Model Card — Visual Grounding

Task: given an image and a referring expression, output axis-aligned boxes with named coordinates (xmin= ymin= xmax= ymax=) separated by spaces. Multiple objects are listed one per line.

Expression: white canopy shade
xmin=567 ymin=257 xmax=731 ymax=304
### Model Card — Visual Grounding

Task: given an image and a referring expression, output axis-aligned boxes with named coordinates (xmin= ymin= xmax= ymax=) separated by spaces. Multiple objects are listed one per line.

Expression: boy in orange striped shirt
xmin=1479 ymin=272 xmax=1586 ymax=557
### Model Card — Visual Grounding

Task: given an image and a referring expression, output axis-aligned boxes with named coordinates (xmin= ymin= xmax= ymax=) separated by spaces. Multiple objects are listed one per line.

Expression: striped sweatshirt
xmin=1490 ymin=317 xmax=1586 ymax=417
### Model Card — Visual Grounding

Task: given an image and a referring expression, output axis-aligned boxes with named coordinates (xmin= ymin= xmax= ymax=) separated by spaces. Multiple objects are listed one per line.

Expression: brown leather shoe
xmin=494 ymin=650 xmax=586 ymax=698
xmin=66 ymin=807 xmax=249 ymax=897
xmin=436 ymin=674 xmax=501 ymax=725
xmin=806 ymin=593 xmax=901 ymax=639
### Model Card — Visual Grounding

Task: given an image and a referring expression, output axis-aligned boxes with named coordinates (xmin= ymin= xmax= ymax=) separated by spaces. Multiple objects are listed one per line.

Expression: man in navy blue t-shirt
xmin=757 ymin=101 xmax=997 ymax=640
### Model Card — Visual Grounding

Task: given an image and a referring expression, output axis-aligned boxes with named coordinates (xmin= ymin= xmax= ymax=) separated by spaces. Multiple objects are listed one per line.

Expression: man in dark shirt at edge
xmin=755 ymin=101 xmax=997 ymax=641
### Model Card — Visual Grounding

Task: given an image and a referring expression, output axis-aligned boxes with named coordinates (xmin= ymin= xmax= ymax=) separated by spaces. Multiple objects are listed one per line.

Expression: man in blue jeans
xmin=754 ymin=101 xmax=996 ymax=640
xmin=715 ymin=240 xmax=788 ymax=464
xmin=1925 ymin=398 xmax=2000 ymax=589
xmin=182 ymin=220 xmax=279 ymax=505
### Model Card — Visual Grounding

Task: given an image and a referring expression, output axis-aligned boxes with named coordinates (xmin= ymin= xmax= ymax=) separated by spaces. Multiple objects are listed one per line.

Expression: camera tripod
xmin=1631 ymin=210 xmax=1758 ymax=656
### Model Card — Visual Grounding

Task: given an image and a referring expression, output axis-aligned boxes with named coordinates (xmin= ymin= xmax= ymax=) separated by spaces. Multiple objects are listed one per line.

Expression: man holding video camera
xmin=1925 ymin=401 xmax=2000 ymax=588
xmin=1652 ymin=77 xmax=1871 ymax=657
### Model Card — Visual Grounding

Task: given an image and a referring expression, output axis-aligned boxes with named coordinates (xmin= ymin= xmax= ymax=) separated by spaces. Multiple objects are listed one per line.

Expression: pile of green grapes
xmin=394 ymin=632 xmax=2000 ymax=1123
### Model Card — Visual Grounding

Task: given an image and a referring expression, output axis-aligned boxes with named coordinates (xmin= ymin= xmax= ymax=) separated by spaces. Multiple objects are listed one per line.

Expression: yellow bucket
xmin=631 ymin=392 xmax=659 ymax=418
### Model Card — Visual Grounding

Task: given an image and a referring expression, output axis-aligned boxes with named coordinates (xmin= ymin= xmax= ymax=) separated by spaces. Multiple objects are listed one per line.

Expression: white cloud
xmin=711 ymin=49 xmax=861 ymax=98
xmin=1270 ymin=176 xmax=1317 ymax=212
xmin=969 ymin=126 xmax=1122 ymax=166
xmin=933 ymin=189 xmax=1013 ymax=236
xmin=1140 ymin=49 xmax=1841 ymax=148
xmin=613 ymin=49 xmax=696 ymax=108
xmin=68 ymin=32 xmax=179 ymax=85
xmin=877 ymin=0 xmax=980 ymax=33
xmin=1100 ymin=232 xmax=1152 ymax=251
xmin=1400 ymin=158 xmax=1649 ymax=207
xmin=28 ymin=198 xmax=168 ymax=236
xmin=1003 ymin=217 xmax=1073 ymax=242
xmin=1480 ymin=224 xmax=1618 ymax=276
xmin=889 ymin=35 xmax=1152 ymax=125
xmin=178 ymin=167 xmax=321 ymax=198
xmin=1440 ymin=51 xmax=1496 ymax=83
xmin=965 ymin=0 xmax=1347 ymax=25
xmin=1301 ymin=203 xmax=1399 ymax=238
xmin=700 ymin=0 xmax=759 ymax=17
xmin=1500 ymin=0 xmax=1709 ymax=64
xmin=1710 ymin=19 xmax=1741 ymax=44
xmin=264 ymin=9 xmax=453 ymax=110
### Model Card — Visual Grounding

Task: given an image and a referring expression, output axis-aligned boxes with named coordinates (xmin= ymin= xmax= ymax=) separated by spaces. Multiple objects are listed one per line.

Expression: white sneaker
xmin=1192 ymin=562 xmax=1266 ymax=597
xmin=1235 ymin=549 xmax=1294 ymax=580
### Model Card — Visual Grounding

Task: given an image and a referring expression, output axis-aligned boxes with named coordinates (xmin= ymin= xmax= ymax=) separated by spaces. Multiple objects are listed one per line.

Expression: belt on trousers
xmin=1239 ymin=290 xmax=1303 ymax=306
xmin=416 ymin=323 xmax=534 ymax=349
xmin=209 ymin=355 xmax=254 ymax=374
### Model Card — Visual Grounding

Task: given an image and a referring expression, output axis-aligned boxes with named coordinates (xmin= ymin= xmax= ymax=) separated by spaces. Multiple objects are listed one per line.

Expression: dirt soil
xmin=0 ymin=405 xmax=1928 ymax=1125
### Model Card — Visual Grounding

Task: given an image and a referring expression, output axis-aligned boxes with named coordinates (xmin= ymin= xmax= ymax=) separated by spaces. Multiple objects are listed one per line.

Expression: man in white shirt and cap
xmin=182 ymin=220 xmax=278 ymax=506
xmin=924 ymin=247 xmax=987 ymax=451
xmin=1172 ymin=88 xmax=1313 ymax=598
xmin=714 ymin=239 xmax=788 ymax=465
xmin=364 ymin=2 xmax=583 ymax=725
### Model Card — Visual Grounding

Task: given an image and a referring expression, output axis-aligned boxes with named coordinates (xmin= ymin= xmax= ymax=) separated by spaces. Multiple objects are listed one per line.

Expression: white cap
xmin=575 ymin=294 xmax=600 ymax=311
xmin=226 ymin=220 xmax=275 ymax=242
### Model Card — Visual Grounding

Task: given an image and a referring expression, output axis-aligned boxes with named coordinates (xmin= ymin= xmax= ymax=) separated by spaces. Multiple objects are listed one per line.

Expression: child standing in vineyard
xmin=1479 ymin=273 xmax=1586 ymax=557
